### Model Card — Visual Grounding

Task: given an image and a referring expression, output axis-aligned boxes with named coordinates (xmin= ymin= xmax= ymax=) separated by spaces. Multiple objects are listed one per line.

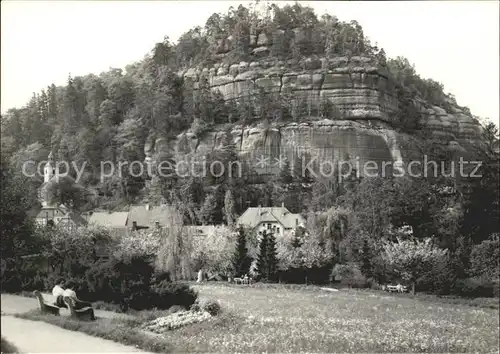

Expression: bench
xmin=385 ymin=284 xmax=408 ymax=293
xmin=230 ymin=276 xmax=252 ymax=285
xmin=63 ymin=296 xmax=96 ymax=321
xmin=33 ymin=290 xmax=60 ymax=316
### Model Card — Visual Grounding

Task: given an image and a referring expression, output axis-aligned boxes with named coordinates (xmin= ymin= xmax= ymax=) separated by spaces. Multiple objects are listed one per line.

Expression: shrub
xmin=453 ymin=276 xmax=498 ymax=298
xmin=416 ymin=258 xmax=455 ymax=295
xmin=470 ymin=236 xmax=499 ymax=280
xmin=331 ymin=263 xmax=367 ymax=288
xmin=190 ymin=298 xmax=201 ymax=312
xmin=151 ymin=282 xmax=198 ymax=310
xmin=85 ymin=254 xmax=156 ymax=306
xmin=199 ymin=299 xmax=222 ymax=316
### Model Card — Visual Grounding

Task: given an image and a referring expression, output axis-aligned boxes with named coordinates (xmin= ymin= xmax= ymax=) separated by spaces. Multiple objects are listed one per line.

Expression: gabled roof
xmin=89 ymin=211 xmax=129 ymax=228
xmin=237 ymin=206 xmax=305 ymax=229
xmin=35 ymin=206 xmax=67 ymax=220
xmin=35 ymin=206 xmax=87 ymax=226
xmin=67 ymin=211 xmax=88 ymax=226
xmin=126 ymin=204 xmax=181 ymax=229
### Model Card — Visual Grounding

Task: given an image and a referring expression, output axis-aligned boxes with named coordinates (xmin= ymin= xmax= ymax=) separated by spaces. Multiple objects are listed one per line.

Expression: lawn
xmin=171 ymin=283 xmax=499 ymax=353
xmin=18 ymin=283 xmax=500 ymax=353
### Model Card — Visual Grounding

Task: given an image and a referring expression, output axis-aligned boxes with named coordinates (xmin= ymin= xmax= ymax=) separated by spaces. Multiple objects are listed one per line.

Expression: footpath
xmin=1 ymin=293 xmax=151 ymax=353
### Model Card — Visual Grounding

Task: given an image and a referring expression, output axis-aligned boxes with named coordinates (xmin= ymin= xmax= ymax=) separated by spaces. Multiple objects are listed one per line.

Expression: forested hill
xmin=0 ymin=2 xmax=494 ymax=216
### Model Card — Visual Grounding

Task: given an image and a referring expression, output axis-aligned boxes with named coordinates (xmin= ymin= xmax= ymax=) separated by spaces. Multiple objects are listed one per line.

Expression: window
xmin=276 ymin=227 xmax=280 ymax=233
xmin=267 ymin=223 xmax=271 ymax=229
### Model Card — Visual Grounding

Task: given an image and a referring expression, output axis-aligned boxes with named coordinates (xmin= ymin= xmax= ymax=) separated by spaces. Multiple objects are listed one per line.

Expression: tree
xmin=198 ymin=193 xmax=217 ymax=225
xmin=291 ymin=227 xmax=304 ymax=249
xmin=278 ymin=159 xmax=293 ymax=184
xmin=232 ymin=226 xmax=252 ymax=277
xmin=469 ymin=234 xmax=500 ymax=281
xmin=360 ymin=238 xmax=373 ymax=279
xmin=0 ymin=161 xmax=40 ymax=262
xmin=461 ymin=122 xmax=500 ymax=244
xmin=381 ymin=237 xmax=449 ymax=294
xmin=224 ymin=188 xmax=237 ymax=227
xmin=331 ymin=263 xmax=363 ymax=288
xmin=155 ymin=206 xmax=193 ymax=281
xmin=266 ymin=230 xmax=279 ymax=281
xmin=44 ymin=176 xmax=90 ymax=211
xmin=190 ymin=225 xmax=235 ymax=275
xmin=256 ymin=230 xmax=269 ymax=279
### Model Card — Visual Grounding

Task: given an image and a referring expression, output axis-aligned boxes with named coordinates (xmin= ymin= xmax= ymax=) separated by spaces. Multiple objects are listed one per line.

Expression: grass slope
xmin=16 ymin=283 xmax=500 ymax=353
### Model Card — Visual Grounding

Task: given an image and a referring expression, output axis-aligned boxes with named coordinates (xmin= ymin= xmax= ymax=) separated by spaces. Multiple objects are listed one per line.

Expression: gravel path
xmin=1 ymin=294 xmax=150 ymax=353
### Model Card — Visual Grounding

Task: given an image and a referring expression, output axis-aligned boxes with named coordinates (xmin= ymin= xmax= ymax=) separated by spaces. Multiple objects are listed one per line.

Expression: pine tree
xmin=257 ymin=230 xmax=269 ymax=279
xmin=291 ymin=227 xmax=304 ymax=248
xmin=279 ymin=159 xmax=293 ymax=185
xmin=224 ymin=188 xmax=236 ymax=227
xmin=266 ymin=230 xmax=279 ymax=281
xmin=360 ymin=238 xmax=373 ymax=279
xmin=232 ymin=226 xmax=251 ymax=277
xmin=199 ymin=193 xmax=217 ymax=225
xmin=220 ymin=128 xmax=239 ymax=183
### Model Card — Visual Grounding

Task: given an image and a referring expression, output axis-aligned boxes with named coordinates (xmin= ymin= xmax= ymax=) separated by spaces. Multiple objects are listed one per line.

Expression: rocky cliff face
xmin=145 ymin=33 xmax=483 ymax=178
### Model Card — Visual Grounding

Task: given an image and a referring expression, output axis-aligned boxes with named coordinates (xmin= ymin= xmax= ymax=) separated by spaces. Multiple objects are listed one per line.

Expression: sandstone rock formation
xmin=146 ymin=50 xmax=483 ymax=178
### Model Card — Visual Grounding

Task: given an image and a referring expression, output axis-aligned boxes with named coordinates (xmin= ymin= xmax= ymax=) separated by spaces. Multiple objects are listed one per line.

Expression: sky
xmin=1 ymin=1 xmax=499 ymax=125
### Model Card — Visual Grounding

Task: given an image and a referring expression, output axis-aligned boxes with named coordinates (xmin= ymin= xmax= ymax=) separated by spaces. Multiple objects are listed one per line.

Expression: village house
xmin=87 ymin=204 xmax=179 ymax=234
xmin=237 ymin=203 xmax=305 ymax=237
xmin=87 ymin=210 xmax=129 ymax=237
xmin=126 ymin=204 xmax=179 ymax=230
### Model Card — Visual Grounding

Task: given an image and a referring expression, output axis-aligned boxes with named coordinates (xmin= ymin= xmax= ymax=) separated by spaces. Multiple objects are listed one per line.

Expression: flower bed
xmin=142 ymin=310 xmax=212 ymax=333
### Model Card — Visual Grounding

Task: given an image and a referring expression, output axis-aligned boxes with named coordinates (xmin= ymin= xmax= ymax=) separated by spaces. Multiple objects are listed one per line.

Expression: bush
xmin=278 ymin=265 xmax=332 ymax=285
xmin=199 ymin=299 xmax=222 ymax=316
xmin=453 ymin=276 xmax=498 ymax=298
xmin=85 ymin=254 xmax=156 ymax=307
xmin=416 ymin=258 xmax=455 ymax=295
xmin=470 ymin=236 xmax=499 ymax=280
xmin=1 ymin=258 xmax=47 ymax=293
xmin=151 ymin=282 xmax=198 ymax=310
xmin=330 ymin=263 xmax=368 ymax=288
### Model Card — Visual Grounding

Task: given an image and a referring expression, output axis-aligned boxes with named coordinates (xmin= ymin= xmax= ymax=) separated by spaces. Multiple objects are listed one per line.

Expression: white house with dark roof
xmin=237 ymin=203 xmax=305 ymax=237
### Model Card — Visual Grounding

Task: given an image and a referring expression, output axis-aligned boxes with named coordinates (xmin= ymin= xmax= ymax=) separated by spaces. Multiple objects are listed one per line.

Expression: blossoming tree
xmin=190 ymin=225 xmax=236 ymax=276
xmin=382 ymin=237 xmax=448 ymax=294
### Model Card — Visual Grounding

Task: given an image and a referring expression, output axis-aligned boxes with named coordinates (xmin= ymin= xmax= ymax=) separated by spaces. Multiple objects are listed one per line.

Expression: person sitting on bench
xmin=52 ymin=279 xmax=67 ymax=308
xmin=62 ymin=281 xmax=92 ymax=310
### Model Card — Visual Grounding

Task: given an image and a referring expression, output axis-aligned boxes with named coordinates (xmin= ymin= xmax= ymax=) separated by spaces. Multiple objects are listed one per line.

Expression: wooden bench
xmin=33 ymin=290 xmax=60 ymax=316
xmin=63 ymin=296 xmax=96 ymax=321
xmin=231 ymin=276 xmax=253 ymax=285
xmin=385 ymin=284 xmax=408 ymax=293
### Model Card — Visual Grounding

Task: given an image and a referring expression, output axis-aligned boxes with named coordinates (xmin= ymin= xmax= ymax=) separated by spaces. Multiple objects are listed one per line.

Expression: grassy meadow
xmin=175 ymin=283 xmax=499 ymax=353
xmin=18 ymin=283 xmax=500 ymax=353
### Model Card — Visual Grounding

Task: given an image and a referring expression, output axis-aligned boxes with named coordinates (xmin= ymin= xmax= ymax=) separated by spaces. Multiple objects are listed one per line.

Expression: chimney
xmin=258 ymin=204 xmax=261 ymax=215
xmin=132 ymin=221 xmax=137 ymax=231
xmin=146 ymin=204 xmax=150 ymax=211
xmin=281 ymin=202 xmax=284 ymax=208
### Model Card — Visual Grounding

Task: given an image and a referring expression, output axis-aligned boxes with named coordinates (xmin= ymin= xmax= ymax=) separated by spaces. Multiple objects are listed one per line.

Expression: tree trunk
xmin=411 ymin=282 xmax=416 ymax=295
